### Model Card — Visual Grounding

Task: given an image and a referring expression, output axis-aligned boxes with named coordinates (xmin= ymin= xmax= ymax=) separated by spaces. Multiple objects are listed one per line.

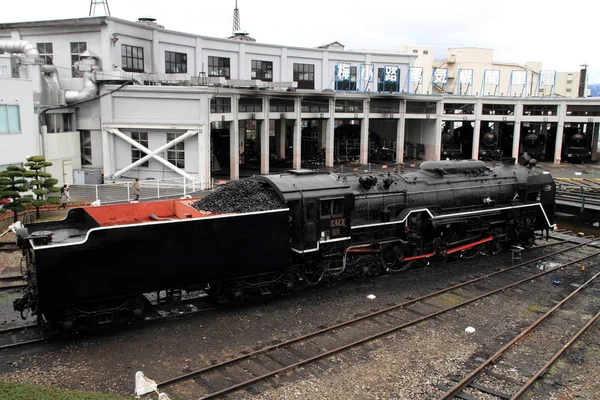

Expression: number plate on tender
xmin=331 ymin=218 xmax=345 ymax=227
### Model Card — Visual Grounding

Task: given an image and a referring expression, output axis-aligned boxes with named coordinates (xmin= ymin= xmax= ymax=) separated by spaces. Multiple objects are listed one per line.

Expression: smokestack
xmin=578 ymin=64 xmax=588 ymax=98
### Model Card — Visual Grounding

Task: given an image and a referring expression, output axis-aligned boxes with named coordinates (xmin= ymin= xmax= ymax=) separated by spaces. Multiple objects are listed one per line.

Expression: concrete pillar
xmin=325 ymin=98 xmax=335 ymax=167
xmin=512 ymin=101 xmax=523 ymax=159
xmin=199 ymin=96 xmax=211 ymax=188
xmin=101 ymin=128 xmax=111 ymax=178
xmin=396 ymin=117 xmax=405 ymax=165
xmin=194 ymin=37 xmax=203 ymax=76
xmin=230 ymin=95 xmax=240 ymax=180
xmin=322 ymin=51 xmax=329 ymax=90
xmin=554 ymin=102 xmax=566 ymax=164
xmin=277 ymin=118 xmax=286 ymax=160
xmin=434 ymin=101 xmax=443 ymax=161
xmin=293 ymin=97 xmax=302 ymax=169
xmin=359 ymin=99 xmax=370 ymax=165
xmin=152 ymin=31 xmax=160 ymax=73
xmin=261 ymin=97 xmax=270 ymax=175
xmin=472 ymin=101 xmax=482 ymax=160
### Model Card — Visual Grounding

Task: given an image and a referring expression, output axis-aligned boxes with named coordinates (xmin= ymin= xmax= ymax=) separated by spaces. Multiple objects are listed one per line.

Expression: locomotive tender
xmin=14 ymin=157 xmax=556 ymax=334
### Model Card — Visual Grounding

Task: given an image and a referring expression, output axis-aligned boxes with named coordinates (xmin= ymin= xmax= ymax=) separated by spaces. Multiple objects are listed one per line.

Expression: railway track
xmin=0 ymin=274 xmax=27 ymax=290
xmin=154 ymin=237 xmax=600 ymax=400
xmin=436 ymin=271 xmax=600 ymax=400
xmin=0 ymin=324 xmax=44 ymax=351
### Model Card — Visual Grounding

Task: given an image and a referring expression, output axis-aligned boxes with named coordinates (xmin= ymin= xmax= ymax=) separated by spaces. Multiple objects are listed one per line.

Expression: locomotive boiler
xmin=13 ymin=157 xmax=555 ymax=335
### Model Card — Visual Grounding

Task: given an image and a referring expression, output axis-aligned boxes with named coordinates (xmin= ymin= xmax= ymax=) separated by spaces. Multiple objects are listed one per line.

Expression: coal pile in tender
xmin=191 ymin=179 xmax=286 ymax=213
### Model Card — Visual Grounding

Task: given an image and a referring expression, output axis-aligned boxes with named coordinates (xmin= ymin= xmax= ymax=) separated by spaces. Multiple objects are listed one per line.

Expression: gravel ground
xmin=0 ymin=240 xmax=599 ymax=400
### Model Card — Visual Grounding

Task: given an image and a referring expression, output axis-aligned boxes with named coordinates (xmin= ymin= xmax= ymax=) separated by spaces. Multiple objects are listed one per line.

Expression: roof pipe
xmin=0 ymin=39 xmax=40 ymax=58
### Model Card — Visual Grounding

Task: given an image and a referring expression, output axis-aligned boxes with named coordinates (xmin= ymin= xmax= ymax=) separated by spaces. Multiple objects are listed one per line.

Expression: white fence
xmin=69 ymin=176 xmax=206 ymax=205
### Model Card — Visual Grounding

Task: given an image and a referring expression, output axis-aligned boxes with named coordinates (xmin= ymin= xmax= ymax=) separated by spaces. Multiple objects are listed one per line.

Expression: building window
xmin=335 ymin=100 xmax=363 ymax=113
xmin=423 ymin=50 xmax=429 ymax=55
xmin=412 ymin=49 xmax=418 ymax=54
xmin=208 ymin=56 xmax=230 ymax=79
xmin=70 ymin=42 xmax=87 ymax=77
xmin=566 ymin=80 xmax=573 ymax=85
xmin=405 ymin=101 xmax=437 ymax=114
xmin=370 ymin=99 xmax=400 ymax=113
xmin=167 ymin=132 xmax=185 ymax=169
xmin=0 ymin=105 xmax=21 ymax=133
xmin=37 ymin=43 xmax=53 ymax=65
xmin=293 ymin=63 xmax=315 ymax=89
xmin=80 ymin=130 xmax=92 ymax=166
xmin=270 ymin=99 xmax=294 ymax=113
xmin=165 ymin=51 xmax=187 ymax=73
xmin=522 ymin=105 xmax=558 ymax=116
xmin=443 ymin=103 xmax=475 ymax=115
xmin=238 ymin=98 xmax=262 ymax=113
xmin=210 ymin=97 xmax=231 ymax=113
xmin=566 ymin=105 xmax=600 ymax=116
xmin=566 ymin=89 xmax=572 ymax=93
xmin=121 ymin=44 xmax=144 ymax=72
xmin=301 ymin=98 xmax=329 ymax=113
xmin=335 ymin=66 xmax=357 ymax=91
xmin=251 ymin=60 xmax=273 ymax=82
xmin=482 ymin=104 xmax=514 ymax=115
xmin=131 ymin=132 xmax=149 ymax=167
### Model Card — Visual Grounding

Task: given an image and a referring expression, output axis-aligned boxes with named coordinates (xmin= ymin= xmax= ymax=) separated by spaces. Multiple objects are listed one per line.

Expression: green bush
xmin=0 ymin=381 xmax=135 ymax=400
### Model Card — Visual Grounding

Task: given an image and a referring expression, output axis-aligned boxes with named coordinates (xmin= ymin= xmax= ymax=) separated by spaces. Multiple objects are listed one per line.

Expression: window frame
xmin=131 ymin=131 xmax=149 ymax=167
xmin=37 ymin=42 xmax=54 ymax=65
xmin=208 ymin=56 xmax=231 ymax=79
xmin=80 ymin=130 xmax=92 ymax=166
xmin=166 ymin=132 xmax=185 ymax=169
xmin=0 ymin=105 xmax=21 ymax=134
xmin=251 ymin=60 xmax=273 ymax=82
xmin=165 ymin=51 xmax=187 ymax=74
xmin=70 ymin=42 xmax=88 ymax=77
xmin=210 ymin=97 xmax=232 ymax=113
xmin=293 ymin=63 xmax=315 ymax=90
xmin=121 ymin=44 xmax=145 ymax=73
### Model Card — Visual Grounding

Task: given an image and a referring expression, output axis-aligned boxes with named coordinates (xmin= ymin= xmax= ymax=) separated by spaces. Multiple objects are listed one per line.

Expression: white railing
xmin=69 ymin=175 xmax=206 ymax=205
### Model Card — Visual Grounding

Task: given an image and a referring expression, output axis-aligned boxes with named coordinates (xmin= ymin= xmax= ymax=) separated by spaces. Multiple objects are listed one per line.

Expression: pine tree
xmin=0 ymin=166 xmax=33 ymax=222
xmin=24 ymin=156 xmax=60 ymax=219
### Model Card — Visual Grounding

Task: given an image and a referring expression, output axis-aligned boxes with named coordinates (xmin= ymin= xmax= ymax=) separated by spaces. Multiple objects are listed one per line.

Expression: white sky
xmin=3 ymin=0 xmax=599 ymax=83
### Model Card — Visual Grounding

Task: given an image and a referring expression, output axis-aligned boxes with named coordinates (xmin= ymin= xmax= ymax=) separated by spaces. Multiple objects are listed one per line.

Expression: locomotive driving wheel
xmin=486 ymin=238 xmax=503 ymax=255
xmin=381 ymin=245 xmax=415 ymax=272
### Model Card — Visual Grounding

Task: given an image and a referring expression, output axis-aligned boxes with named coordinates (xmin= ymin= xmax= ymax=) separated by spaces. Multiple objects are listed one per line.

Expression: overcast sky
xmin=3 ymin=0 xmax=599 ymax=83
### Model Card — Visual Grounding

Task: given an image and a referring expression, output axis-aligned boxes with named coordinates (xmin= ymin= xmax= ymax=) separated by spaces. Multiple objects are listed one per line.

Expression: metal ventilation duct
xmin=0 ymin=39 xmax=40 ymax=58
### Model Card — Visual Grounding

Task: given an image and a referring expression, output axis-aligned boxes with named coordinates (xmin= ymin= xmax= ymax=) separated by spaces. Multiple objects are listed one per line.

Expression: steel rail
xmin=0 ymin=324 xmax=37 ymax=335
xmin=510 ymin=309 xmax=600 ymax=400
xmin=0 ymin=337 xmax=46 ymax=351
xmin=437 ymin=271 xmax=600 ymax=400
xmin=158 ymin=239 xmax=592 ymax=388
xmin=157 ymin=241 xmax=599 ymax=398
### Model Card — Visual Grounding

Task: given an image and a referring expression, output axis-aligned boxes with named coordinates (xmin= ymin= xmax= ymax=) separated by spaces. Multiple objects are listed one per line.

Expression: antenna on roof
xmin=89 ymin=0 xmax=111 ymax=16
xmin=232 ymin=0 xmax=241 ymax=34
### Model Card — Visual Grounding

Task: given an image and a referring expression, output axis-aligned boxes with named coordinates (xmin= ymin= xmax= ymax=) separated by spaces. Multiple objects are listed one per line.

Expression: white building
xmin=1 ymin=16 xmax=599 ymax=187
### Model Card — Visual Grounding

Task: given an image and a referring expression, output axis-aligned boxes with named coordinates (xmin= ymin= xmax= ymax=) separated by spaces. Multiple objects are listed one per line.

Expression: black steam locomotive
xmin=562 ymin=127 xmax=592 ymax=163
xmin=14 ymin=157 xmax=555 ymax=334
xmin=522 ymin=129 xmax=546 ymax=160
xmin=478 ymin=128 xmax=502 ymax=161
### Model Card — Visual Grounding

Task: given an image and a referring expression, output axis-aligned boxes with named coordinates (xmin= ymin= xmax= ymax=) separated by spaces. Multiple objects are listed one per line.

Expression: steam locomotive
xmin=13 ymin=157 xmax=555 ymax=335
xmin=562 ymin=127 xmax=592 ymax=163
xmin=478 ymin=128 xmax=502 ymax=161
xmin=521 ymin=129 xmax=546 ymax=160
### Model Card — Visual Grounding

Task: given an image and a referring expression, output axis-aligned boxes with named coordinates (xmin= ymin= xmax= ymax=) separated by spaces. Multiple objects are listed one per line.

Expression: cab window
xmin=321 ymin=199 xmax=344 ymax=218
